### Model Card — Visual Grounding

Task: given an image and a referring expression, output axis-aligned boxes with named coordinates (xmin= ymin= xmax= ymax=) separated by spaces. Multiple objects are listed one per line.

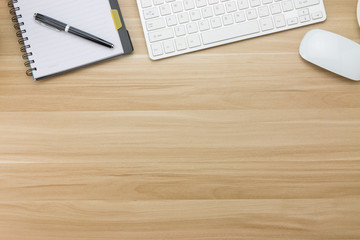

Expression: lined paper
xmin=14 ymin=0 xmax=124 ymax=79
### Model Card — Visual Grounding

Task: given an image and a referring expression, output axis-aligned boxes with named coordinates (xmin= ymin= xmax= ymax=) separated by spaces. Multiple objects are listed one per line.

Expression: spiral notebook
xmin=9 ymin=0 xmax=133 ymax=80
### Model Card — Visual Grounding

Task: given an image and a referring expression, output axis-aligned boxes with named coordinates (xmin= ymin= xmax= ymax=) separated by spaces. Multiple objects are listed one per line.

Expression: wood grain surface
xmin=1 ymin=0 xmax=360 ymax=239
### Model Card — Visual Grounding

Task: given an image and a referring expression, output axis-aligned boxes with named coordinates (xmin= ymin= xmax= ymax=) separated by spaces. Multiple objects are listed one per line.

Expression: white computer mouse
xmin=299 ymin=29 xmax=360 ymax=81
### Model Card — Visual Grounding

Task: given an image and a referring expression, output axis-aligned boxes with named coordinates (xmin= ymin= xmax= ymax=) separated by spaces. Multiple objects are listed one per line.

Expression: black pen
xmin=34 ymin=13 xmax=114 ymax=48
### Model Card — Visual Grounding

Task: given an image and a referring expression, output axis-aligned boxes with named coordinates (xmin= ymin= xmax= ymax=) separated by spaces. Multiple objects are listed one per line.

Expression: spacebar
xmin=201 ymin=20 xmax=260 ymax=45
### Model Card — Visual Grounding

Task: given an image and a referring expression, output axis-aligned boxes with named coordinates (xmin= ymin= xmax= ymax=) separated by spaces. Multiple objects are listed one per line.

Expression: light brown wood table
xmin=0 ymin=0 xmax=360 ymax=239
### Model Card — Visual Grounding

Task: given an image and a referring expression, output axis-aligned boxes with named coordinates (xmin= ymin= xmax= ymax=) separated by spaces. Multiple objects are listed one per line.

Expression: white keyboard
xmin=136 ymin=0 xmax=327 ymax=60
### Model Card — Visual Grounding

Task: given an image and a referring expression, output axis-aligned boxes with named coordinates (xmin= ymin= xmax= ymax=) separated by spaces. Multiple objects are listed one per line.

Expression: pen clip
xmin=35 ymin=20 xmax=61 ymax=32
xmin=34 ymin=14 xmax=61 ymax=32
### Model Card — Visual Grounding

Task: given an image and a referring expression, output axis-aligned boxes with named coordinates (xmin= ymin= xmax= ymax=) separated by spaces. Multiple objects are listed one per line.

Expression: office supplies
xmin=300 ymin=29 xmax=360 ymax=81
xmin=9 ymin=0 xmax=133 ymax=80
xmin=34 ymin=13 xmax=115 ymax=49
xmin=136 ymin=0 xmax=327 ymax=60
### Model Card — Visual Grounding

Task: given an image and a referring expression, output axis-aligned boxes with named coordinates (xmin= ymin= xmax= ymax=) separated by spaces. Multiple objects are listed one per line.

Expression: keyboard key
xmin=273 ymin=14 xmax=286 ymax=27
xmin=210 ymin=17 xmax=222 ymax=28
xmin=184 ymin=0 xmax=195 ymax=10
xmin=141 ymin=0 xmax=153 ymax=8
xmin=246 ymin=8 xmax=258 ymax=20
xmin=146 ymin=18 xmax=166 ymax=31
xmin=199 ymin=19 xmax=211 ymax=31
xmin=209 ymin=0 xmax=219 ymax=4
xmin=312 ymin=11 xmax=323 ymax=19
xmin=270 ymin=3 xmax=282 ymax=14
xmin=187 ymin=34 xmax=202 ymax=48
xmin=293 ymin=0 xmax=320 ymax=9
xmin=190 ymin=9 xmax=202 ymax=20
xmin=287 ymin=17 xmax=298 ymax=25
xmin=249 ymin=0 xmax=261 ymax=7
xmin=237 ymin=0 xmax=249 ymax=10
xmin=260 ymin=17 xmax=274 ymax=31
xmin=258 ymin=6 xmax=270 ymax=17
xmin=234 ymin=11 xmax=246 ymax=22
xmin=149 ymin=28 xmax=174 ymax=42
xmin=262 ymin=0 xmax=272 ymax=4
xmin=299 ymin=14 xmax=310 ymax=22
xmin=174 ymin=25 xmax=186 ymax=36
xmin=144 ymin=7 xmax=160 ymax=19
xmin=175 ymin=37 xmax=187 ymax=50
xmin=163 ymin=39 xmax=175 ymax=53
xmin=214 ymin=4 xmax=225 ymax=15
xmin=195 ymin=0 xmax=207 ymax=7
xmin=160 ymin=4 xmax=172 ymax=15
xmin=298 ymin=8 xmax=309 ymax=16
xmin=172 ymin=2 xmax=184 ymax=13
xmin=178 ymin=12 xmax=190 ymax=23
xmin=202 ymin=7 xmax=214 ymax=18
xmin=202 ymin=20 xmax=260 ymax=44
xmin=151 ymin=42 xmax=163 ymax=56
xmin=225 ymin=1 xmax=237 ymax=12
xmin=222 ymin=14 xmax=234 ymax=25
xmin=166 ymin=15 xmax=178 ymax=26
xmin=282 ymin=0 xmax=294 ymax=12
xmin=187 ymin=22 xmax=199 ymax=33
xmin=154 ymin=0 xmax=165 ymax=5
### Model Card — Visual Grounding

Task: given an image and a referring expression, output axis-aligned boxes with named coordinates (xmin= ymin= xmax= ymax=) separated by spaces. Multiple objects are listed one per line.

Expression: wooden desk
xmin=0 ymin=0 xmax=359 ymax=239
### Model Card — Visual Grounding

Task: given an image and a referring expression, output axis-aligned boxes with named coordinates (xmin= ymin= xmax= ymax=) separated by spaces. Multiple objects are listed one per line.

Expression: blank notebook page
xmin=14 ymin=0 xmax=124 ymax=79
